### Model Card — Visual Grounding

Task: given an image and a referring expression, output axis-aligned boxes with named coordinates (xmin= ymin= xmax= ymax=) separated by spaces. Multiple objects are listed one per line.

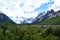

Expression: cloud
xmin=34 ymin=1 xmax=54 ymax=13
xmin=0 ymin=0 xmax=52 ymax=24
xmin=49 ymin=0 xmax=60 ymax=11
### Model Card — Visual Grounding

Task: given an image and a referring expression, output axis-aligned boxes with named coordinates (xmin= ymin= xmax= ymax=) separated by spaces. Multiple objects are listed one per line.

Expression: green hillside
xmin=40 ymin=16 xmax=60 ymax=25
xmin=36 ymin=11 xmax=60 ymax=25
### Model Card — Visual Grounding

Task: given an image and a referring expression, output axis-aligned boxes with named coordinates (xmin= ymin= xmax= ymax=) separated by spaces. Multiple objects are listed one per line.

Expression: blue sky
xmin=0 ymin=0 xmax=60 ymax=24
xmin=34 ymin=1 xmax=54 ymax=13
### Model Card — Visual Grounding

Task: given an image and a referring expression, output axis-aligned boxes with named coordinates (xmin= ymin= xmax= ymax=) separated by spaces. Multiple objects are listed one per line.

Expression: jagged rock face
xmin=0 ymin=12 xmax=15 ymax=24
xmin=33 ymin=9 xmax=56 ymax=24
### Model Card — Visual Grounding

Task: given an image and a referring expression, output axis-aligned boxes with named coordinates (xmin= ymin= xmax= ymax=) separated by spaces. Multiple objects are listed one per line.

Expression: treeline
xmin=0 ymin=22 xmax=60 ymax=40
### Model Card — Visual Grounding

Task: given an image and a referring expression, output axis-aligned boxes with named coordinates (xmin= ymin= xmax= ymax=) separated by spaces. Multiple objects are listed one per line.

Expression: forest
xmin=0 ymin=22 xmax=60 ymax=40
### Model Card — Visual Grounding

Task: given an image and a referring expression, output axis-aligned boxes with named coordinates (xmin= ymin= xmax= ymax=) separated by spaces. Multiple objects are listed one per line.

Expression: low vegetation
xmin=0 ymin=22 xmax=60 ymax=40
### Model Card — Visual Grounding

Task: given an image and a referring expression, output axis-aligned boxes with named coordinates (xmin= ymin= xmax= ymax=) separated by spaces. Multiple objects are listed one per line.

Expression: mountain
xmin=14 ymin=9 xmax=60 ymax=24
xmin=0 ymin=12 xmax=15 ymax=24
xmin=20 ymin=12 xmax=46 ymax=24
xmin=32 ymin=9 xmax=60 ymax=25
xmin=20 ymin=17 xmax=34 ymax=24
xmin=32 ymin=11 xmax=46 ymax=23
xmin=20 ymin=9 xmax=60 ymax=24
xmin=0 ymin=9 xmax=60 ymax=25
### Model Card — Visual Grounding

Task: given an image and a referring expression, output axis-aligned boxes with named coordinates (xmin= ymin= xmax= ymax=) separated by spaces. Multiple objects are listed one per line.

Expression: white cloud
xmin=50 ymin=0 xmax=60 ymax=11
xmin=0 ymin=0 xmax=51 ymax=24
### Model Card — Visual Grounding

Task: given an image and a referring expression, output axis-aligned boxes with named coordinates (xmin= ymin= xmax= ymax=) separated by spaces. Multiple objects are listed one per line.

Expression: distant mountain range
xmin=21 ymin=9 xmax=60 ymax=25
xmin=0 ymin=9 xmax=60 ymax=25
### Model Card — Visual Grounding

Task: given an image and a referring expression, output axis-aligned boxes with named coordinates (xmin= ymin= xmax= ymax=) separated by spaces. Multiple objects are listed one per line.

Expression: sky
xmin=0 ymin=0 xmax=60 ymax=24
